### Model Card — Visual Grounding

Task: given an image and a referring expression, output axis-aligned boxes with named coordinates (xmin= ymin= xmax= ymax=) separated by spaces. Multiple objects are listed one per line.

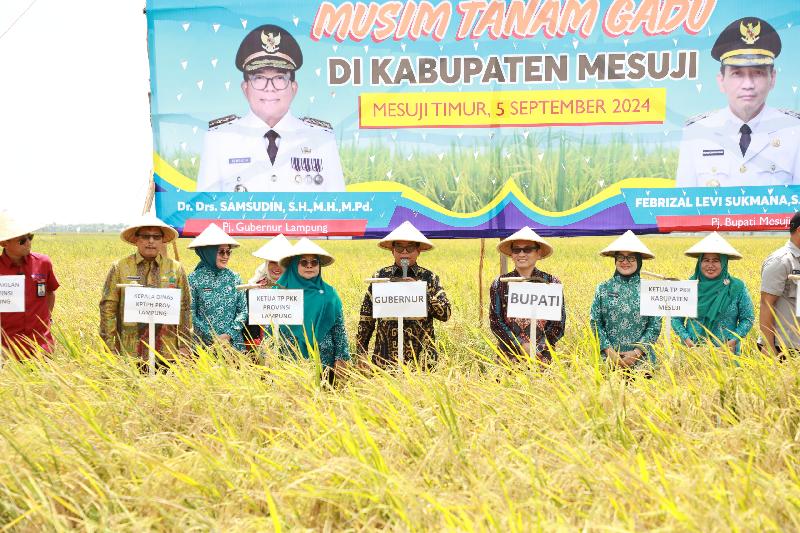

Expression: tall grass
xmin=1 ymin=234 xmax=798 ymax=530
xmin=167 ymin=129 xmax=677 ymax=212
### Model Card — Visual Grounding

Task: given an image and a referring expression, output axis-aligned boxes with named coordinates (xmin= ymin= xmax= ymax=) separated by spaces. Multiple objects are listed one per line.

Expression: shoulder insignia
xmin=684 ymin=111 xmax=712 ymax=127
xmin=301 ymin=116 xmax=333 ymax=131
xmin=208 ymin=114 xmax=239 ymax=129
xmin=778 ymin=108 xmax=800 ymax=120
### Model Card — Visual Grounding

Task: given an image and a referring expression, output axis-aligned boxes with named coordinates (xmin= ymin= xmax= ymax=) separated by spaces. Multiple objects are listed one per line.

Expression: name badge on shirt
xmin=203 ymin=288 xmax=213 ymax=293
xmin=37 ymin=281 xmax=46 ymax=297
xmin=702 ymin=149 xmax=724 ymax=157
xmin=229 ymin=157 xmax=251 ymax=164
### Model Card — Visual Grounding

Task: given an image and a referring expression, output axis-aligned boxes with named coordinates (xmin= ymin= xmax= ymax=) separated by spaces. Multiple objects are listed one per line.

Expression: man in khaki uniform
xmin=99 ymin=214 xmax=192 ymax=368
xmin=760 ymin=212 xmax=800 ymax=356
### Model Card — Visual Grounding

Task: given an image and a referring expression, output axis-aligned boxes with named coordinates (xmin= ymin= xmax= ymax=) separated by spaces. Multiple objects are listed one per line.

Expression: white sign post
xmin=0 ymin=275 xmax=26 ymax=363
xmin=123 ymin=286 xmax=182 ymax=375
xmin=372 ymin=281 xmax=427 ymax=365
xmin=506 ymin=282 xmax=564 ymax=361
xmin=640 ymin=280 xmax=698 ymax=356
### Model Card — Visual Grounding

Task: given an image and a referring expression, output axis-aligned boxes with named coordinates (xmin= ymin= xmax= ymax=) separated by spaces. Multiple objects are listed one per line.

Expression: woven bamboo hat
xmin=497 ymin=226 xmax=553 ymax=259
xmin=187 ymin=223 xmax=240 ymax=249
xmin=0 ymin=211 xmax=44 ymax=242
xmin=252 ymin=234 xmax=293 ymax=262
xmin=378 ymin=221 xmax=434 ymax=251
xmin=600 ymin=230 xmax=655 ymax=259
xmin=120 ymin=213 xmax=179 ymax=245
xmin=684 ymin=232 xmax=742 ymax=259
xmin=279 ymin=237 xmax=334 ymax=267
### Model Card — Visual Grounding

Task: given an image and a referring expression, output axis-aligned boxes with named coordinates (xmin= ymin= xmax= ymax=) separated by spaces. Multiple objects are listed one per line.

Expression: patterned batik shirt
xmin=357 ymin=263 xmax=451 ymax=368
xmin=590 ymin=274 xmax=662 ymax=366
xmin=489 ymin=268 xmax=566 ymax=363
xmin=189 ymin=264 xmax=248 ymax=351
xmin=99 ymin=252 xmax=192 ymax=359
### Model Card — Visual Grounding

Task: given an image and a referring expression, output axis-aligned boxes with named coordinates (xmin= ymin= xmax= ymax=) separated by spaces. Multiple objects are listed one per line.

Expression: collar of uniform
xmin=724 ymin=103 xmax=767 ymax=132
xmin=0 ymin=250 xmax=28 ymax=268
xmin=134 ymin=251 xmax=162 ymax=266
xmin=244 ymin=111 xmax=301 ymax=136
xmin=786 ymin=240 xmax=800 ymax=258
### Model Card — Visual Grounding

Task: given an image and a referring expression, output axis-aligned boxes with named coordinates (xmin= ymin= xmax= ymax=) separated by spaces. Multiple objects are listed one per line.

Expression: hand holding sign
xmin=506 ymin=282 xmax=564 ymax=360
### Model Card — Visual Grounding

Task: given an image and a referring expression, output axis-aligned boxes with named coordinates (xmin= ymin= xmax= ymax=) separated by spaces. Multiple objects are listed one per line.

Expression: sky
xmin=1 ymin=0 xmax=153 ymax=224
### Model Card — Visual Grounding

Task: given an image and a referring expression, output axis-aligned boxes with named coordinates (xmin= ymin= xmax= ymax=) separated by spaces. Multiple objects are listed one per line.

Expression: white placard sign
xmin=0 ymin=276 xmax=25 ymax=312
xmin=506 ymin=283 xmax=564 ymax=321
xmin=248 ymin=289 xmax=304 ymax=325
xmin=123 ymin=287 xmax=182 ymax=324
xmin=372 ymin=281 xmax=427 ymax=318
xmin=640 ymin=280 xmax=698 ymax=317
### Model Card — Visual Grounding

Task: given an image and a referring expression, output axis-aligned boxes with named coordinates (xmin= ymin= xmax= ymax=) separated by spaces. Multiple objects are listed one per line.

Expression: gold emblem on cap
xmin=739 ymin=21 xmax=761 ymax=45
xmin=772 ymin=138 xmax=781 ymax=147
xmin=261 ymin=31 xmax=281 ymax=53
xmin=739 ymin=165 xmax=747 ymax=173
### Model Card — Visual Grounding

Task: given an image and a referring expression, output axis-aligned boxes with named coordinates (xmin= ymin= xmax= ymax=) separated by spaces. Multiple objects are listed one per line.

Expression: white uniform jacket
xmin=196 ymin=111 xmax=346 ymax=192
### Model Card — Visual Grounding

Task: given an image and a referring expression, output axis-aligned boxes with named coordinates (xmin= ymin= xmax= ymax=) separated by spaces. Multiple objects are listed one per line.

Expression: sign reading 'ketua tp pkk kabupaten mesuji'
xmin=506 ymin=282 xmax=564 ymax=321
xmin=248 ymin=289 xmax=304 ymax=325
xmin=123 ymin=287 xmax=182 ymax=324
xmin=0 ymin=276 xmax=25 ymax=312
xmin=372 ymin=281 xmax=427 ymax=318
xmin=640 ymin=280 xmax=698 ymax=317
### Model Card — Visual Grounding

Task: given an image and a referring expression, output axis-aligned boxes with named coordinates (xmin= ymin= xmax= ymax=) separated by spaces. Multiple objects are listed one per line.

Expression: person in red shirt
xmin=0 ymin=213 xmax=59 ymax=357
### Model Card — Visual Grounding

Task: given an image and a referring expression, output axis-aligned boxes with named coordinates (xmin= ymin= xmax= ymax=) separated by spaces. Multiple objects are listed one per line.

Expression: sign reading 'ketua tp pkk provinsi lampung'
xmin=123 ymin=287 xmax=182 ymax=325
xmin=372 ymin=281 xmax=427 ymax=318
xmin=640 ymin=280 xmax=698 ymax=317
xmin=506 ymin=283 xmax=564 ymax=321
xmin=0 ymin=276 xmax=25 ymax=312
xmin=248 ymin=289 xmax=304 ymax=326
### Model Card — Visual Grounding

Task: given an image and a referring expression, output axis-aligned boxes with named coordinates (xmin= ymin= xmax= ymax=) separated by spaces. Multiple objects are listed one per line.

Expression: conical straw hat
xmin=684 ymin=232 xmax=742 ymax=259
xmin=0 ymin=211 xmax=44 ymax=242
xmin=187 ymin=223 xmax=240 ymax=249
xmin=599 ymin=230 xmax=655 ymax=259
xmin=252 ymin=234 xmax=293 ymax=262
xmin=279 ymin=237 xmax=335 ymax=267
xmin=120 ymin=213 xmax=179 ymax=244
xmin=378 ymin=221 xmax=434 ymax=251
xmin=497 ymin=226 xmax=553 ymax=259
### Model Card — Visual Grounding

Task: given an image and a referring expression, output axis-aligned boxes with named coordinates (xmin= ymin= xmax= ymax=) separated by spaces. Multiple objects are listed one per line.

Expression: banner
xmin=146 ymin=1 xmax=800 ymax=237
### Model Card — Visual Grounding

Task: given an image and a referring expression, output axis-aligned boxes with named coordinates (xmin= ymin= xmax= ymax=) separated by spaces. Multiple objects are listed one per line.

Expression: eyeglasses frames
xmin=217 ymin=249 xmax=233 ymax=257
xmin=392 ymin=243 xmax=419 ymax=253
xmin=511 ymin=245 xmax=538 ymax=255
xmin=614 ymin=255 xmax=638 ymax=263
xmin=248 ymin=73 xmax=291 ymax=91
xmin=136 ymin=233 xmax=164 ymax=242
xmin=17 ymin=234 xmax=34 ymax=245
xmin=299 ymin=258 xmax=319 ymax=267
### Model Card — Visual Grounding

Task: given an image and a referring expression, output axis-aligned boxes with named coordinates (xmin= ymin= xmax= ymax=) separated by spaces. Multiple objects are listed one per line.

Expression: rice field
xmin=2 ymin=233 xmax=799 ymax=531
xmin=168 ymin=128 xmax=677 ymax=212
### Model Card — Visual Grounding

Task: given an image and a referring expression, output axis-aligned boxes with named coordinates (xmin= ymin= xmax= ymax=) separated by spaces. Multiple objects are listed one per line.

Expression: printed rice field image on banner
xmin=147 ymin=1 xmax=800 ymax=237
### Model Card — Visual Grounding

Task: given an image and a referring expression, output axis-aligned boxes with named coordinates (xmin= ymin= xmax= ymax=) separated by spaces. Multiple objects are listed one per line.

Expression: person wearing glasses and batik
xmin=99 ymin=214 xmax=192 ymax=367
xmin=0 ymin=211 xmax=59 ymax=358
xmin=490 ymin=226 xmax=565 ymax=364
xmin=671 ymin=232 xmax=754 ymax=354
xmin=187 ymin=224 xmax=248 ymax=351
xmin=275 ymin=238 xmax=350 ymax=384
xmin=356 ymin=221 xmax=452 ymax=369
xmin=196 ymin=24 xmax=345 ymax=193
xmin=590 ymin=231 xmax=661 ymax=369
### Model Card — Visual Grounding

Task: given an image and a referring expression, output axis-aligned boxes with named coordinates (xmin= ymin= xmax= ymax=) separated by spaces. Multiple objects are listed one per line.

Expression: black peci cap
xmin=711 ymin=17 xmax=781 ymax=67
xmin=236 ymin=24 xmax=303 ymax=73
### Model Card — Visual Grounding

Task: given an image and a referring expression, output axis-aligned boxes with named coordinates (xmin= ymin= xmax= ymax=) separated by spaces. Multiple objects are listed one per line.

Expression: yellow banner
xmin=359 ymin=88 xmax=666 ymax=128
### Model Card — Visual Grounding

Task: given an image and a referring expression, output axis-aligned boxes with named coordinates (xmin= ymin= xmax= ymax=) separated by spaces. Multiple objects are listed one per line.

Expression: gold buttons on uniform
xmin=772 ymin=138 xmax=781 ymax=147
xmin=739 ymin=165 xmax=747 ymax=173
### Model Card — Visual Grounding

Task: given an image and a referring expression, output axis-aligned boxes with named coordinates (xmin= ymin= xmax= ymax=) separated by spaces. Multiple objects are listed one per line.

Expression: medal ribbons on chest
xmin=291 ymin=157 xmax=325 ymax=185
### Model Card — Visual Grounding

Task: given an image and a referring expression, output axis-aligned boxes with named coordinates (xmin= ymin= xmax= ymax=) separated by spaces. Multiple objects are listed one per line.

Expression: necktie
xmin=739 ymin=124 xmax=751 ymax=156
xmin=265 ymin=130 xmax=280 ymax=164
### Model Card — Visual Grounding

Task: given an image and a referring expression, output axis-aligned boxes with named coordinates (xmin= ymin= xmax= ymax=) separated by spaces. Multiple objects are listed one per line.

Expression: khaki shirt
xmin=761 ymin=240 xmax=800 ymax=349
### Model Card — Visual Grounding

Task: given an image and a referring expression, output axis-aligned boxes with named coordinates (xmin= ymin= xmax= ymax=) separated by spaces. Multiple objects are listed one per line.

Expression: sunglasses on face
xmin=136 ymin=233 xmax=163 ymax=242
xmin=217 ymin=249 xmax=233 ymax=257
xmin=299 ymin=258 xmax=319 ymax=267
xmin=615 ymin=255 xmax=637 ymax=263
xmin=17 ymin=234 xmax=34 ymax=245
xmin=511 ymin=245 xmax=538 ymax=255
xmin=393 ymin=243 xmax=419 ymax=253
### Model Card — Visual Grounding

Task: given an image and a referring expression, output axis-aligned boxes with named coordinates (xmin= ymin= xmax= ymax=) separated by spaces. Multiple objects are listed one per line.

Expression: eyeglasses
xmin=511 ymin=245 xmax=538 ymax=255
xmin=248 ymin=73 xmax=291 ymax=91
xmin=17 ymin=234 xmax=34 ymax=245
xmin=299 ymin=258 xmax=319 ymax=267
xmin=217 ymin=249 xmax=233 ymax=257
xmin=393 ymin=243 xmax=419 ymax=253
xmin=615 ymin=254 xmax=638 ymax=263
xmin=701 ymin=257 xmax=721 ymax=264
xmin=136 ymin=233 xmax=163 ymax=242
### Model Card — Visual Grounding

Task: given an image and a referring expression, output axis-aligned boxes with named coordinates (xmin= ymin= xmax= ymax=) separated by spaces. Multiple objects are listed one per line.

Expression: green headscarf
xmin=691 ymin=254 xmax=745 ymax=325
xmin=194 ymin=245 xmax=221 ymax=271
xmin=275 ymin=255 xmax=342 ymax=358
